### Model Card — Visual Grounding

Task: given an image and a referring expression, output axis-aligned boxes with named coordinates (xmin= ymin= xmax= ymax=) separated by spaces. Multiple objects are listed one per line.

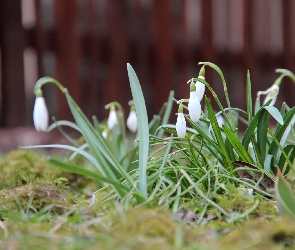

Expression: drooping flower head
xmin=195 ymin=66 xmax=206 ymax=101
xmin=127 ymin=103 xmax=137 ymax=133
xmin=33 ymin=88 xmax=49 ymax=132
xmin=257 ymin=75 xmax=283 ymax=107
xmin=188 ymin=82 xmax=201 ymax=123
xmin=257 ymin=84 xmax=280 ymax=106
xmin=107 ymin=106 xmax=118 ymax=129
xmin=176 ymin=104 xmax=186 ymax=138
xmin=217 ymin=114 xmax=225 ymax=127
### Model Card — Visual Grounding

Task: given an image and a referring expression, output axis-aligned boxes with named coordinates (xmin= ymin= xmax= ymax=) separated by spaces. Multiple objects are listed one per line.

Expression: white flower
xmin=127 ymin=110 xmax=138 ymax=133
xmin=176 ymin=113 xmax=186 ymax=138
xmin=195 ymin=76 xmax=205 ymax=101
xmin=257 ymin=85 xmax=280 ymax=106
xmin=217 ymin=115 xmax=225 ymax=127
xmin=102 ymin=130 xmax=108 ymax=139
xmin=107 ymin=110 xmax=118 ymax=129
xmin=33 ymin=97 xmax=49 ymax=132
xmin=188 ymin=91 xmax=201 ymax=123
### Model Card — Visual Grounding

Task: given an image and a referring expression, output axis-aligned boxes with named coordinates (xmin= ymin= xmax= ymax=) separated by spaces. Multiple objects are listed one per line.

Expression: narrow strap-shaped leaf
xmin=127 ymin=63 xmax=149 ymax=197
xmin=257 ymin=108 xmax=270 ymax=165
xmin=246 ymin=70 xmax=252 ymax=122
xmin=186 ymin=118 xmax=225 ymax=158
xmin=205 ymin=97 xmax=232 ymax=170
xmin=275 ymin=170 xmax=295 ymax=219
xmin=223 ymin=126 xmax=253 ymax=163
xmin=269 ymin=107 xmax=295 ymax=157
xmin=264 ymin=106 xmax=284 ymax=125
xmin=49 ymin=157 xmax=130 ymax=192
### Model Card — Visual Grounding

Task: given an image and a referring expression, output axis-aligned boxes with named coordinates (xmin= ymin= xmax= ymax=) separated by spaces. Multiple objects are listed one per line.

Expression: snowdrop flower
xmin=188 ymin=86 xmax=201 ymax=123
xmin=107 ymin=108 xmax=118 ymax=129
xmin=195 ymin=66 xmax=206 ymax=101
xmin=257 ymin=84 xmax=280 ymax=106
xmin=33 ymin=89 xmax=49 ymax=132
xmin=127 ymin=107 xmax=137 ymax=133
xmin=176 ymin=105 xmax=186 ymax=138
xmin=102 ymin=130 xmax=108 ymax=139
xmin=217 ymin=115 xmax=225 ymax=127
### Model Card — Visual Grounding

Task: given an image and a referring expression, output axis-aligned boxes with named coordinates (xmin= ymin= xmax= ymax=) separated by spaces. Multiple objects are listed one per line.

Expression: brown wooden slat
xmin=152 ymin=0 xmax=174 ymax=113
xmin=0 ymin=0 xmax=26 ymax=127
xmin=53 ymin=0 xmax=81 ymax=120
xmin=281 ymin=0 xmax=295 ymax=106
xmin=104 ymin=0 xmax=129 ymax=115
xmin=85 ymin=0 xmax=100 ymax=118
xmin=34 ymin=0 xmax=46 ymax=78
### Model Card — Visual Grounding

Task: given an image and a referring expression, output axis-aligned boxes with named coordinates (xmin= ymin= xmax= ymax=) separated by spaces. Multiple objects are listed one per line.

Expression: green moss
xmin=217 ymin=190 xmax=278 ymax=218
xmin=0 ymin=149 xmax=96 ymax=192
xmin=0 ymin=181 xmax=72 ymax=214
xmin=0 ymin=150 xmax=63 ymax=189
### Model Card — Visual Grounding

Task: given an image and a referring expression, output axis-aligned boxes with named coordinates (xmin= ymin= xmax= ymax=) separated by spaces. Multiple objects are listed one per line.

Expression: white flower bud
xmin=217 ymin=115 xmax=225 ymax=127
xmin=127 ymin=110 xmax=137 ymax=133
xmin=102 ymin=130 xmax=108 ymax=139
xmin=188 ymin=91 xmax=201 ymax=123
xmin=107 ymin=110 xmax=118 ymax=129
xmin=176 ymin=113 xmax=186 ymax=138
xmin=195 ymin=76 xmax=205 ymax=101
xmin=257 ymin=84 xmax=279 ymax=106
xmin=33 ymin=97 xmax=49 ymax=132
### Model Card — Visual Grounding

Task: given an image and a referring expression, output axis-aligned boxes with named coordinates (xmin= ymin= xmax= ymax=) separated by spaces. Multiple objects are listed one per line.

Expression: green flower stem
xmin=198 ymin=62 xmax=236 ymax=131
xmin=34 ymin=76 xmax=66 ymax=95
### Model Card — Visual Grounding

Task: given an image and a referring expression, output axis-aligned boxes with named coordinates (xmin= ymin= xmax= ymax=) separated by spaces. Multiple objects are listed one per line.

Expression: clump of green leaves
xmin=23 ymin=63 xmax=295 ymax=222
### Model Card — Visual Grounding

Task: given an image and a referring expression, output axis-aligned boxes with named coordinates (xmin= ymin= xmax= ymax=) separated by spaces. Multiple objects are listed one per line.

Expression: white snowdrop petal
xmin=195 ymin=76 xmax=205 ymax=101
xmin=127 ymin=110 xmax=138 ymax=132
xmin=217 ymin=115 xmax=225 ymax=127
xmin=188 ymin=91 xmax=201 ymax=123
xmin=176 ymin=113 xmax=186 ymax=138
xmin=107 ymin=110 xmax=118 ymax=129
xmin=260 ymin=85 xmax=279 ymax=106
xmin=33 ymin=97 xmax=49 ymax=132
xmin=102 ymin=130 xmax=108 ymax=139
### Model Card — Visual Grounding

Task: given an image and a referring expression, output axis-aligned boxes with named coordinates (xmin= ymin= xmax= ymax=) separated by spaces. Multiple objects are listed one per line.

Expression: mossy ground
xmin=0 ymin=150 xmax=293 ymax=249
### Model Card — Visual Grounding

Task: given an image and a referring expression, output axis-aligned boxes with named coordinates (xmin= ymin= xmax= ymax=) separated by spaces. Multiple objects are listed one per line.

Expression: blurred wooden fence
xmin=0 ymin=0 xmax=295 ymax=127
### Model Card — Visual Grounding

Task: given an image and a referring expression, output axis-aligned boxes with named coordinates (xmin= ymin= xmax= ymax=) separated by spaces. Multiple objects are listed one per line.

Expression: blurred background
xmin=0 ymin=0 xmax=295 ymax=130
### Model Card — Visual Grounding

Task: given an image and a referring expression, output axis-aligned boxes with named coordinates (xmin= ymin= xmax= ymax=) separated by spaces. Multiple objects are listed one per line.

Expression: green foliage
xmin=22 ymin=62 xmax=295 ymax=223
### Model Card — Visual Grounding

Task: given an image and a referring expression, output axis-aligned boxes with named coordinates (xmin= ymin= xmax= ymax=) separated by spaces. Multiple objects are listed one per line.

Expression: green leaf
xmin=268 ymin=107 xmax=295 ymax=159
xmin=275 ymin=170 xmax=295 ymax=219
xmin=205 ymin=97 xmax=232 ymax=170
xmin=257 ymin=108 xmax=270 ymax=164
xmin=49 ymin=157 xmax=130 ymax=191
xmin=223 ymin=126 xmax=253 ymax=163
xmin=127 ymin=63 xmax=149 ymax=197
xmin=278 ymin=145 xmax=295 ymax=174
xmin=264 ymin=106 xmax=284 ymax=125
xmin=246 ymin=70 xmax=252 ymax=122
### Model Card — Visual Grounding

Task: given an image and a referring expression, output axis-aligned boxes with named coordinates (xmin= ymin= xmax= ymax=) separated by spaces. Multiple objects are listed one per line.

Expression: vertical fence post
xmin=152 ymin=0 xmax=174 ymax=113
xmin=105 ymin=0 xmax=129 ymax=114
xmin=0 ymin=0 xmax=26 ymax=127
xmin=282 ymin=1 xmax=295 ymax=105
xmin=53 ymin=0 xmax=81 ymax=120
xmin=200 ymin=0 xmax=214 ymax=89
